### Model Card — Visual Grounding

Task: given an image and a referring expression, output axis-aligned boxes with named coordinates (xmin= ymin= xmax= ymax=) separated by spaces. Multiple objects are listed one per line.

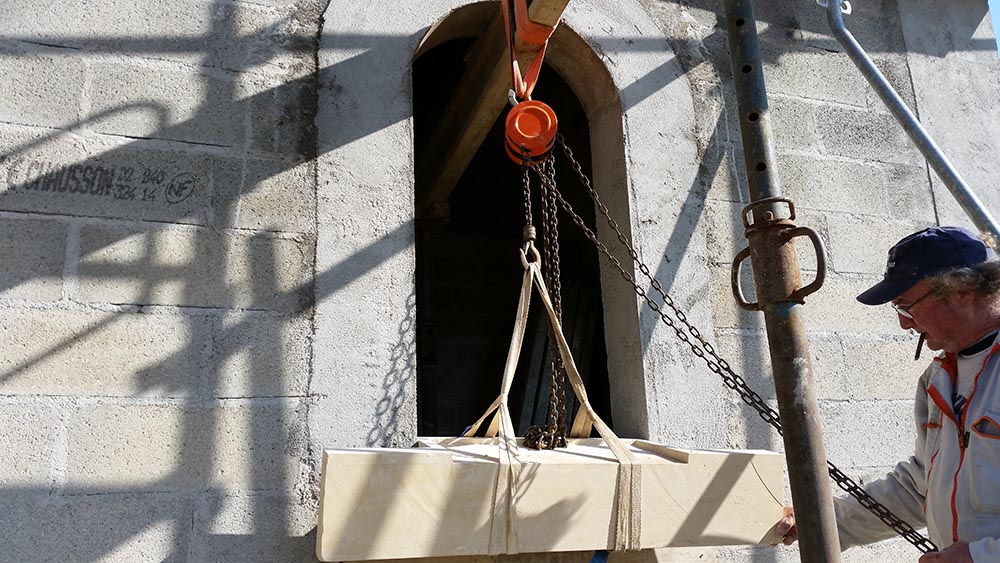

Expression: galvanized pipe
xmin=723 ymin=1 xmax=843 ymax=561
xmin=826 ymin=1 xmax=1000 ymax=240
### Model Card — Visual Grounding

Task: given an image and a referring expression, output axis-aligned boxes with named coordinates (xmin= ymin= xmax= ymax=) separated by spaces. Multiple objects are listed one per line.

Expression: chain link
xmin=525 ymin=155 xmax=569 ymax=450
xmin=522 ymin=163 xmax=534 ymax=230
xmin=541 ymin=157 xmax=568 ymax=447
xmin=552 ymin=134 xmax=937 ymax=553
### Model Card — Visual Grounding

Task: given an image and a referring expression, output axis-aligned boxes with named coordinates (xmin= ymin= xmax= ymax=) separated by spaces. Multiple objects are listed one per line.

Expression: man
xmin=777 ymin=226 xmax=1000 ymax=563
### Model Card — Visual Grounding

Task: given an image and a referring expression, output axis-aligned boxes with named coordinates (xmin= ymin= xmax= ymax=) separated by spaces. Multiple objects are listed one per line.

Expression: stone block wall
xmin=1 ymin=0 xmax=999 ymax=561
xmin=648 ymin=0 xmax=1000 ymax=560
xmin=0 ymin=0 xmax=323 ymax=561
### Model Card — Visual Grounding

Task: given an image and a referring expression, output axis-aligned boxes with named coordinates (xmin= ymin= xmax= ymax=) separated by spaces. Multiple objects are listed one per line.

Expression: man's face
xmin=892 ymin=282 xmax=970 ymax=353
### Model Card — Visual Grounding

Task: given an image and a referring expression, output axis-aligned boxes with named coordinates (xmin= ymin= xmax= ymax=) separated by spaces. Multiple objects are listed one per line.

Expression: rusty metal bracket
xmin=730 ymin=247 xmax=759 ymax=311
xmin=731 ymin=198 xmax=827 ymax=311
xmin=788 ymin=226 xmax=827 ymax=301
xmin=742 ymin=196 xmax=796 ymax=233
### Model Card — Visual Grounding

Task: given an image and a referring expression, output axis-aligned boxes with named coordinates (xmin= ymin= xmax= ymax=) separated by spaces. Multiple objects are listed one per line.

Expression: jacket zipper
xmin=946 ymin=344 xmax=1000 ymax=542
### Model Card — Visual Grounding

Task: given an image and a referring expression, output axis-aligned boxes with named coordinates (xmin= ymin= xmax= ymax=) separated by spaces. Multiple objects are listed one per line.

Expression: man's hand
xmin=918 ymin=542 xmax=972 ymax=563
xmin=775 ymin=506 xmax=797 ymax=546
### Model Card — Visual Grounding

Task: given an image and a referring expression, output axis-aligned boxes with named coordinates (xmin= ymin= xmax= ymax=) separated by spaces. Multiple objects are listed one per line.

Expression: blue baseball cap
xmin=857 ymin=226 xmax=993 ymax=305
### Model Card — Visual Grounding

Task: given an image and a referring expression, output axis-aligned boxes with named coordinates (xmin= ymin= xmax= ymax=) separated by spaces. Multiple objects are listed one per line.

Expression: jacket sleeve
xmin=971 ymin=538 xmax=1000 ymax=562
xmin=833 ymin=366 xmax=934 ymax=550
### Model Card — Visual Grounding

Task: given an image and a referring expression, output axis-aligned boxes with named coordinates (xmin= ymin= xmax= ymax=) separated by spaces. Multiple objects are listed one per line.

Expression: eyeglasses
xmin=891 ymin=289 xmax=935 ymax=319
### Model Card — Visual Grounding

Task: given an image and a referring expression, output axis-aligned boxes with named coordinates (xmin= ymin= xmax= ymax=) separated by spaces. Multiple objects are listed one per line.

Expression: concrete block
xmin=213 ymin=314 xmax=310 ymax=398
xmin=0 ymin=308 xmax=208 ymax=397
xmin=0 ymin=217 xmax=66 ymax=301
xmin=800 ymin=272 xmax=900 ymax=334
xmin=760 ymin=39 xmax=869 ymax=107
xmin=819 ymin=399 xmax=915 ymax=470
xmin=317 ymin=180 xmax=414 ymax=237
xmin=776 ymin=152 xmax=934 ymax=221
xmin=0 ymin=48 xmax=83 ymax=128
xmin=0 ymin=0 xmax=209 ymax=65
xmin=77 ymin=224 xmax=228 ymax=307
xmin=770 ymin=95 xmax=823 ymax=154
xmin=88 ymin=61 xmax=245 ymax=147
xmin=642 ymin=335 xmax=732 ymax=450
xmin=866 ymin=54 xmax=918 ymax=111
xmin=230 ymin=159 xmax=315 ymax=233
xmin=771 ymin=95 xmax=926 ymax=167
xmin=633 ymin=212 xmax=712 ymax=319
xmin=835 ymin=335 xmax=923 ymax=401
xmin=212 ymin=2 xmax=311 ymax=74
xmin=930 ymin=176 xmax=997 ymax=235
xmin=702 ymin=141 xmax=749 ymax=205
xmin=709 ymin=263 xmax=764 ymax=331
xmin=702 ymin=198 xmax=753 ymax=262
xmin=817 ymin=102 xmax=925 ymax=166
xmin=905 ymin=57 xmax=1000 ymax=229
xmin=0 ymin=0 xmax=307 ymax=73
xmin=226 ymin=233 xmax=313 ymax=312
xmin=715 ymin=330 xmax=919 ymax=403
xmin=0 ymin=127 xmax=211 ymax=224
xmin=825 ymin=214 xmax=922 ymax=274
xmin=83 ymin=147 xmax=211 ymax=225
xmin=730 ymin=397 xmax=785 ymax=453
xmin=188 ymin=493 xmax=316 ymax=563
xmin=713 ymin=330 xmax=853 ymax=402
xmin=0 ymin=493 xmax=192 ymax=563
xmin=66 ymin=402 xmax=303 ymax=491
xmin=245 ymin=73 xmax=318 ymax=157
xmin=210 ymin=157 xmax=242 ymax=229
xmin=751 ymin=0 xmax=907 ymax=55
xmin=0 ymin=404 xmax=59 ymax=487
xmin=309 ymin=295 xmax=418 ymax=451
xmin=737 ymin=396 xmax=915 ymax=472
xmin=77 ymin=225 xmax=312 ymax=312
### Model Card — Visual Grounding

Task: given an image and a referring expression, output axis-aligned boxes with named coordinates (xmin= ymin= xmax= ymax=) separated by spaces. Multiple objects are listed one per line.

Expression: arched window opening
xmin=413 ymin=38 xmax=613 ymax=437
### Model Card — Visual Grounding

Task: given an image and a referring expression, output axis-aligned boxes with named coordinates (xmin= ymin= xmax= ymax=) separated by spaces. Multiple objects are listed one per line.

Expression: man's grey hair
xmin=928 ymin=262 xmax=1000 ymax=297
xmin=928 ymin=233 xmax=1000 ymax=298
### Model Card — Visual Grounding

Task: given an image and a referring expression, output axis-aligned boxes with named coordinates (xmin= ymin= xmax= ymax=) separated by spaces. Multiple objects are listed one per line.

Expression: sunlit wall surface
xmin=2 ymin=1 xmax=1000 ymax=562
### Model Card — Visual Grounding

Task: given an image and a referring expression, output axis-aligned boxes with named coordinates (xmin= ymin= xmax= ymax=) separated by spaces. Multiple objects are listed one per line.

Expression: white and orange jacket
xmin=834 ymin=341 xmax=1000 ymax=561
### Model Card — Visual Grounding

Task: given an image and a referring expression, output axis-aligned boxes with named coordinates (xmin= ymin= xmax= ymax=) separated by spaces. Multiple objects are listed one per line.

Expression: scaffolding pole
xmin=723 ymin=1 xmax=843 ymax=561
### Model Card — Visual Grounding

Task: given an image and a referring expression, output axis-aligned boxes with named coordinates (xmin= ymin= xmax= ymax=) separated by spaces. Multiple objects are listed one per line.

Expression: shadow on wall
xmin=368 ymin=291 xmax=417 ymax=448
xmin=0 ymin=0 xmax=992 ymax=560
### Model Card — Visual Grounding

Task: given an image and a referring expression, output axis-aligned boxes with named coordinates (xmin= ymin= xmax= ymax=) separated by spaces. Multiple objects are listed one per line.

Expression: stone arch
xmin=315 ymin=0 xmax=700 ymax=446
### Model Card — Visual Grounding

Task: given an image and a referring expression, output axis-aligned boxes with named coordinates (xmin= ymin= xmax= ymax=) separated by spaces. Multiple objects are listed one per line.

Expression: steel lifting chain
xmin=520 ymin=158 xmax=569 ymax=450
xmin=550 ymin=134 xmax=937 ymax=553
xmin=540 ymin=157 xmax=569 ymax=447
xmin=520 ymin=163 xmax=537 ymax=244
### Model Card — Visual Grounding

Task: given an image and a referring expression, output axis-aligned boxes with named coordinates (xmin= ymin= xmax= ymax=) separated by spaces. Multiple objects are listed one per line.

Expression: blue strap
xmin=589 ymin=550 xmax=609 ymax=563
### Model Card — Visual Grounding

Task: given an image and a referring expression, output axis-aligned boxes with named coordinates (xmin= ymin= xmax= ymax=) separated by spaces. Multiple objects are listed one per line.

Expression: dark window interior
xmin=413 ymin=38 xmax=613 ymax=437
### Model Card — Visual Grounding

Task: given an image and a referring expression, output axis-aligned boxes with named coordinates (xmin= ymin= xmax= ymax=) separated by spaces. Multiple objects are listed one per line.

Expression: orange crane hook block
xmin=505 ymin=99 xmax=558 ymax=164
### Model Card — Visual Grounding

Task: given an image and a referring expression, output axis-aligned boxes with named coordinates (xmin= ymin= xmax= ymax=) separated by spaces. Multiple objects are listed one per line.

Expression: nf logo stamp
xmin=165 ymin=172 xmax=196 ymax=204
